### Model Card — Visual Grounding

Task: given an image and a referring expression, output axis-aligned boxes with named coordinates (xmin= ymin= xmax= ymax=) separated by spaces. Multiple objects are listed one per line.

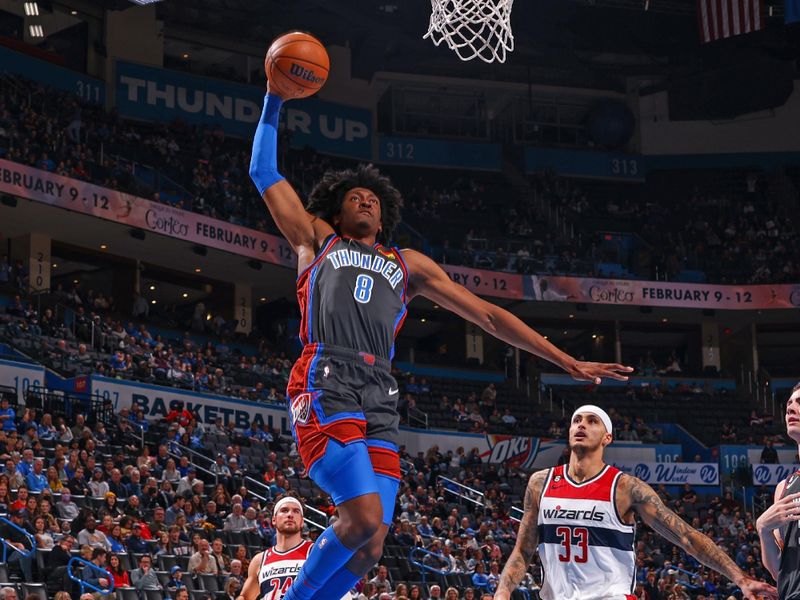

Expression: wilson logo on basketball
xmin=290 ymin=63 xmax=325 ymax=84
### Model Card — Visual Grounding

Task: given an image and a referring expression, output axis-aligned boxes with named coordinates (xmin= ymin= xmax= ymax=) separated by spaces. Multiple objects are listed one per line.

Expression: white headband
xmin=572 ymin=405 xmax=613 ymax=435
xmin=273 ymin=496 xmax=303 ymax=516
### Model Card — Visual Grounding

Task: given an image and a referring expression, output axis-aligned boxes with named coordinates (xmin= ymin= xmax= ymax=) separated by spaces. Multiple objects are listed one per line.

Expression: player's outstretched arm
xmin=237 ymin=551 xmax=263 ymax=600
xmin=403 ymin=250 xmax=633 ymax=384
xmin=248 ymin=88 xmax=333 ymax=260
xmin=756 ymin=482 xmax=800 ymax=581
xmin=494 ymin=470 xmax=548 ymax=600
xmin=622 ymin=475 xmax=777 ymax=600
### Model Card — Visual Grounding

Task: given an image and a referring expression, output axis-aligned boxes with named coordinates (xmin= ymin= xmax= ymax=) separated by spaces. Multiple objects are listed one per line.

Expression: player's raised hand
xmin=756 ymin=491 xmax=800 ymax=533
xmin=739 ymin=578 xmax=778 ymax=600
xmin=565 ymin=361 xmax=634 ymax=384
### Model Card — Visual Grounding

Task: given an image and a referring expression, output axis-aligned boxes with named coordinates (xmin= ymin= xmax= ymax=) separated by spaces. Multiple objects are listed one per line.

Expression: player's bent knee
xmin=336 ymin=494 xmax=383 ymax=547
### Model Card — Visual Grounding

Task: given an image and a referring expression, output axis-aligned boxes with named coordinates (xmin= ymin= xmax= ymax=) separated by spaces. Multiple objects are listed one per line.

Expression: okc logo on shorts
xmin=290 ymin=393 xmax=312 ymax=425
xmin=634 ymin=463 xmax=651 ymax=480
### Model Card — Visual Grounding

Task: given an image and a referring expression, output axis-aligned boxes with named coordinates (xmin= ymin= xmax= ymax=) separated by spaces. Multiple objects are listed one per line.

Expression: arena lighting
xmin=24 ymin=2 xmax=39 ymax=16
xmin=259 ymin=297 xmax=267 ymax=302
xmin=128 ymin=0 xmax=165 ymax=5
xmin=28 ymin=25 xmax=44 ymax=38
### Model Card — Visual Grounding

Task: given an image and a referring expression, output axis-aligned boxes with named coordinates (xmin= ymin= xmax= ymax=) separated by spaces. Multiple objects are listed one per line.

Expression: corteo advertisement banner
xmin=613 ymin=462 xmax=719 ymax=486
xmin=0 ymin=159 xmax=296 ymax=268
xmin=115 ymin=60 xmax=371 ymax=159
xmin=0 ymin=160 xmax=522 ymax=301
xmin=441 ymin=266 xmax=525 ymax=300
xmin=530 ymin=275 xmax=800 ymax=311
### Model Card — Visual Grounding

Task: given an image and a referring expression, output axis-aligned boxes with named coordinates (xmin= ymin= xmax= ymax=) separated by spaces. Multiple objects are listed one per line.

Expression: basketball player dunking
xmin=495 ymin=405 xmax=777 ymax=600
xmin=249 ymin=90 xmax=633 ymax=600
xmin=757 ymin=382 xmax=800 ymax=599
xmin=238 ymin=496 xmax=351 ymax=600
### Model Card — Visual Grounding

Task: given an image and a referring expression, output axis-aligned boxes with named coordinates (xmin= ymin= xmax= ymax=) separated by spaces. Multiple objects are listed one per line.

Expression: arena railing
xmin=407 ymin=406 xmax=429 ymax=429
xmin=408 ymin=546 xmax=451 ymax=587
xmin=0 ymin=516 xmax=36 ymax=563
xmin=67 ymin=556 xmax=116 ymax=596
xmin=438 ymin=475 xmax=522 ymax=523
xmin=167 ymin=440 xmax=328 ymax=531
xmin=25 ymin=384 xmax=115 ymax=427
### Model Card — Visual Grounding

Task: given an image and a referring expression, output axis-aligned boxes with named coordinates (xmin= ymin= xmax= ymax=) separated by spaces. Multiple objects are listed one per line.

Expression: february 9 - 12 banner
xmin=0 ymin=158 xmax=297 ymax=268
xmin=531 ymin=275 xmax=800 ymax=311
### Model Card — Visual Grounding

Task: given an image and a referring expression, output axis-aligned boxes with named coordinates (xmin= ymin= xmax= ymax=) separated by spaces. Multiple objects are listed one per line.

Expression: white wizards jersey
xmin=258 ymin=540 xmax=352 ymax=600
xmin=537 ymin=464 xmax=636 ymax=600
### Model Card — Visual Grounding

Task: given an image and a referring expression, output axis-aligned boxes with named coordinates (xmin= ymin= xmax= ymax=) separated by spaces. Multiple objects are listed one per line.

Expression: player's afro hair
xmin=305 ymin=164 xmax=403 ymax=244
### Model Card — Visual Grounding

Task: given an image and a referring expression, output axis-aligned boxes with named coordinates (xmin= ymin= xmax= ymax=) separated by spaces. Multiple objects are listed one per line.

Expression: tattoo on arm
xmin=627 ymin=476 xmax=744 ymax=585
xmin=497 ymin=470 xmax=547 ymax=593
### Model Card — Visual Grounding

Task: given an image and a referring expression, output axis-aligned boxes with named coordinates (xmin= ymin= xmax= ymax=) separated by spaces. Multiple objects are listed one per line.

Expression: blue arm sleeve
xmin=249 ymin=93 xmax=286 ymax=196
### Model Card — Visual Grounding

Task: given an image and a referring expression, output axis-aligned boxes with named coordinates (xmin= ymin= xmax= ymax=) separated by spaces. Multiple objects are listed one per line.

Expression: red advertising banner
xmin=440 ymin=264 xmax=525 ymax=300
xmin=0 ymin=159 xmax=527 ymax=300
xmin=531 ymin=275 xmax=800 ymax=310
xmin=0 ymin=159 xmax=296 ymax=267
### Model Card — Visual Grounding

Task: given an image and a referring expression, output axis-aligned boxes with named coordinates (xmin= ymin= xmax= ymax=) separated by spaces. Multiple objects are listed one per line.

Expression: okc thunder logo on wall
xmin=481 ymin=435 xmax=541 ymax=469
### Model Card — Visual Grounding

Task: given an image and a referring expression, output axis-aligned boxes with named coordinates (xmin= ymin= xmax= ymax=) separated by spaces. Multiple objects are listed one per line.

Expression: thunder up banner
xmin=531 ymin=275 xmax=800 ymax=310
xmin=115 ymin=61 xmax=371 ymax=159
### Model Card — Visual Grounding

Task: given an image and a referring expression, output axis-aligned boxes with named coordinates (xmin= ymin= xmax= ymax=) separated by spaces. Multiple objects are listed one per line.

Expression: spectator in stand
xmin=1 ymin=510 xmax=34 ymax=580
xmin=108 ymin=554 xmax=131 ymax=588
xmin=77 ymin=516 xmax=111 ymax=551
xmin=760 ymin=438 xmax=778 ymax=464
xmin=0 ymin=398 xmax=16 ymax=432
xmin=25 ymin=458 xmax=47 ymax=493
xmin=189 ymin=539 xmax=217 ymax=575
xmin=82 ymin=548 xmax=112 ymax=595
xmin=224 ymin=503 xmax=248 ymax=531
xmin=131 ymin=554 xmax=162 ymax=593
xmin=125 ymin=522 xmax=149 ymax=554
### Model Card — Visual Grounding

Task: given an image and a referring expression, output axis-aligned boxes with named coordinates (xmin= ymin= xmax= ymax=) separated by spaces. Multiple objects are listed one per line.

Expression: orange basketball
xmin=265 ymin=31 xmax=329 ymax=100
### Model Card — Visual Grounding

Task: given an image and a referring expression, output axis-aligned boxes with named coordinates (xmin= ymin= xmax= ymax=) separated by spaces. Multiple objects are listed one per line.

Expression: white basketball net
xmin=424 ymin=0 xmax=515 ymax=63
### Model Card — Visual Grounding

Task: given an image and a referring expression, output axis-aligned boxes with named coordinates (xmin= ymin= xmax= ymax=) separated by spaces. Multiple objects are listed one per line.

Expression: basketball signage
xmin=115 ymin=60 xmax=371 ymax=159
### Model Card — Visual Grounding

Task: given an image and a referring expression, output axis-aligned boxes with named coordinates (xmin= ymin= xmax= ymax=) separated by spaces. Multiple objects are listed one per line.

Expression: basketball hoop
xmin=424 ymin=0 xmax=514 ymax=63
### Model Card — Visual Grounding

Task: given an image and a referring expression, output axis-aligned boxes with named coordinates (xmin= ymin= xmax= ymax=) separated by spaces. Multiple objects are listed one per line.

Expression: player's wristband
xmin=248 ymin=92 xmax=286 ymax=196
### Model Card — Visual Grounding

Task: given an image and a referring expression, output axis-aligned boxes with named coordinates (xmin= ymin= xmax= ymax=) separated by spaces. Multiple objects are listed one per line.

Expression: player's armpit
xmin=262 ymin=180 xmax=332 ymax=259
xmin=624 ymin=475 xmax=746 ymax=587
xmin=496 ymin=470 xmax=548 ymax=597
